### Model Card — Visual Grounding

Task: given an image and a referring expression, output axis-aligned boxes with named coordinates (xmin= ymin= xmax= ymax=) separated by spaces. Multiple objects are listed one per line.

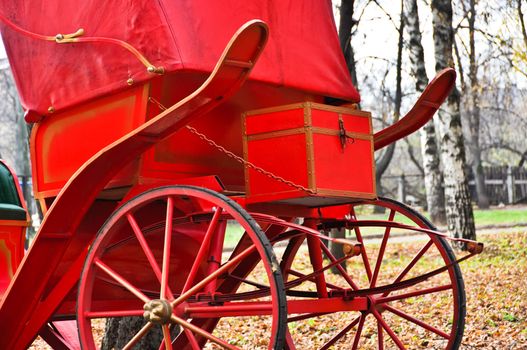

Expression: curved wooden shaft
xmin=0 ymin=20 xmax=269 ymax=350
xmin=373 ymin=68 xmax=456 ymax=151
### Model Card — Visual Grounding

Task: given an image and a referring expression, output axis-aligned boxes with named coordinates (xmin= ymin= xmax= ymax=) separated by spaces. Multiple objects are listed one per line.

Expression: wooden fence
xmin=384 ymin=166 xmax=527 ymax=206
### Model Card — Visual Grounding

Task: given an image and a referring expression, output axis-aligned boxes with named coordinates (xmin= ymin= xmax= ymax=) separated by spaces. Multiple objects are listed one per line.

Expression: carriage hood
xmin=0 ymin=0 xmax=360 ymax=122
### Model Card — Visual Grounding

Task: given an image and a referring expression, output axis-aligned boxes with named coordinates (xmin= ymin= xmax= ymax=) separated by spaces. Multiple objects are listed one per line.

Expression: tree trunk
xmin=518 ymin=0 xmax=527 ymax=49
xmin=329 ymin=0 xmax=359 ymax=272
xmin=374 ymin=0 xmax=404 ymax=213
xmin=467 ymin=0 xmax=490 ymax=209
xmin=329 ymin=227 xmax=347 ymax=273
xmin=338 ymin=0 xmax=359 ymax=89
xmin=404 ymin=0 xmax=447 ymax=225
xmin=101 ymin=317 xmax=169 ymax=350
xmin=431 ymin=0 xmax=476 ymax=246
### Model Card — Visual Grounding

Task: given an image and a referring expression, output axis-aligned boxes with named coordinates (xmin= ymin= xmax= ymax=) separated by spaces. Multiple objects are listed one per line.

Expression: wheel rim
xmin=77 ymin=186 xmax=286 ymax=350
xmin=268 ymin=198 xmax=465 ymax=349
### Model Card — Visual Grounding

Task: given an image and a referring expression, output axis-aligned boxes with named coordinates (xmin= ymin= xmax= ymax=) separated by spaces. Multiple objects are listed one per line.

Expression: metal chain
xmin=148 ymin=97 xmax=316 ymax=195
xmin=185 ymin=125 xmax=316 ymax=194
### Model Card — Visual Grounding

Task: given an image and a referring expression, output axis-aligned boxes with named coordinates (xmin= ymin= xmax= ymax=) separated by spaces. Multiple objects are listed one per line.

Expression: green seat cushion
xmin=0 ymin=203 xmax=26 ymax=221
xmin=0 ymin=163 xmax=21 ymax=207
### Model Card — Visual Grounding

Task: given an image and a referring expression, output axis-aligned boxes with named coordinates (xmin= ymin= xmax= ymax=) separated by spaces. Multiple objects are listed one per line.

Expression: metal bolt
xmin=343 ymin=244 xmax=362 ymax=256
xmin=126 ymin=78 xmax=134 ymax=85
xmin=48 ymin=106 xmax=55 ymax=114
xmin=147 ymin=66 xmax=155 ymax=73
xmin=55 ymin=33 xmax=64 ymax=41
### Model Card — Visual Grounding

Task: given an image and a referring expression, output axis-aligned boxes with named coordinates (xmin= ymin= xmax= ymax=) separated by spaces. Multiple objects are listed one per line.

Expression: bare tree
xmin=517 ymin=0 xmax=527 ymax=61
xmin=328 ymin=0 xmax=363 ymax=272
xmin=404 ymin=0 xmax=447 ymax=225
xmin=338 ymin=0 xmax=360 ymax=88
xmin=431 ymin=0 xmax=476 ymax=245
xmin=459 ymin=0 xmax=490 ymax=209
xmin=366 ymin=0 xmax=405 ymax=216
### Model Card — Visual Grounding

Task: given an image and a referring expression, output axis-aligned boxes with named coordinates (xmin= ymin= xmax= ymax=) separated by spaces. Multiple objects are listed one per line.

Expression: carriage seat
xmin=0 ymin=162 xmax=26 ymax=221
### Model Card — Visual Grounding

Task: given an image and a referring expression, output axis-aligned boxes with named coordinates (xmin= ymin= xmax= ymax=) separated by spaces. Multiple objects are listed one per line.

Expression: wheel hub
xmin=143 ymin=299 xmax=173 ymax=325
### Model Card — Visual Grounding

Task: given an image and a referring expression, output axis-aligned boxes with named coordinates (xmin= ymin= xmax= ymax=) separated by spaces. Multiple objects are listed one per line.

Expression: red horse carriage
xmin=0 ymin=1 xmax=481 ymax=349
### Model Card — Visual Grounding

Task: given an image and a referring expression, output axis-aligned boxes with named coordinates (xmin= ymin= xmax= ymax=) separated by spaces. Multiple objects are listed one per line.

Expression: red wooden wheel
xmin=273 ymin=198 xmax=465 ymax=349
xmin=77 ymin=186 xmax=286 ymax=349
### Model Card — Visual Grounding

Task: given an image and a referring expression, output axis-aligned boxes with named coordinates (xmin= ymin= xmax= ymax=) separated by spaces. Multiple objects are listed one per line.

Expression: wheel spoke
xmin=170 ymin=314 xmax=238 ymax=350
xmin=385 ymin=305 xmax=450 ymax=338
xmin=320 ymin=316 xmax=361 ymax=350
xmin=349 ymin=207 xmax=373 ymax=282
xmin=161 ymin=197 xmax=174 ymax=300
xmin=225 ymin=273 xmax=269 ymax=290
xmin=370 ymin=209 xmax=395 ymax=288
xmin=378 ymin=322 xmax=384 ymax=350
xmin=352 ymin=314 xmax=366 ymax=350
xmin=319 ymin=243 xmax=360 ymax=290
xmin=127 ymin=213 xmax=174 ymax=299
xmin=184 ymin=328 xmax=201 ymax=350
xmin=286 ymin=269 xmax=344 ymax=290
xmin=388 ymin=239 xmax=434 ymax=294
xmin=172 ymin=243 xmax=257 ymax=307
xmin=371 ymin=308 xmax=407 ymax=350
xmin=287 ymin=312 xmax=332 ymax=323
xmin=122 ymin=322 xmax=154 ymax=350
xmin=94 ymin=258 xmax=150 ymax=303
xmin=283 ymin=254 xmax=352 ymax=291
xmin=285 ymin=329 xmax=297 ymax=349
xmin=377 ymin=284 xmax=452 ymax=304
xmin=182 ymin=208 xmax=223 ymax=293
xmin=162 ymin=324 xmax=173 ymax=350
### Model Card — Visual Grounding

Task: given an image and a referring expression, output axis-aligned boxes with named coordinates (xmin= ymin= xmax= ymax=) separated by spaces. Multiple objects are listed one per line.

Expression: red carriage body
xmin=0 ymin=1 xmax=480 ymax=349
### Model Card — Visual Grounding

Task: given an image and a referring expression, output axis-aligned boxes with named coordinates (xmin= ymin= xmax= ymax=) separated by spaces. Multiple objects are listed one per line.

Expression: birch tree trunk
xmin=404 ymin=0 xmax=447 ymax=225
xmin=466 ymin=0 xmax=490 ymax=209
xmin=431 ymin=0 xmax=476 ymax=245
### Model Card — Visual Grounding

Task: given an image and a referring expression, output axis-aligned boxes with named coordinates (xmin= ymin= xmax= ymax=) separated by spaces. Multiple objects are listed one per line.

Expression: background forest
xmin=334 ymin=0 xmax=526 ymax=210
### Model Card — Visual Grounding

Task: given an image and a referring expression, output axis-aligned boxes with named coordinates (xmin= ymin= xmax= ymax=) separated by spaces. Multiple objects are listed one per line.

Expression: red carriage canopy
xmin=0 ymin=0 xmax=360 ymax=122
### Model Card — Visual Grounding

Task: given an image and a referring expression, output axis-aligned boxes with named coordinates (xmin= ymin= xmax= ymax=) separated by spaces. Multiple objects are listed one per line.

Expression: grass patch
xmin=472 ymin=208 xmax=527 ymax=226
xmin=356 ymin=206 xmax=527 ymax=229
xmin=224 ymin=221 xmax=246 ymax=248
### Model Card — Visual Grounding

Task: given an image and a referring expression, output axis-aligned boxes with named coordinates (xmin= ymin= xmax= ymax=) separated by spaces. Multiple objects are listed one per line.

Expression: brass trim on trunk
xmin=246 ymin=127 xmax=372 ymax=141
xmin=311 ymin=127 xmax=372 ymax=140
xmin=247 ymin=127 xmax=306 ymax=141
xmin=244 ymin=101 xmax=372 ymax=119
xmin=304 ymin=105 xmax=317 ymax=192
xmin=316 ymin=188 xmax=378 ymax=199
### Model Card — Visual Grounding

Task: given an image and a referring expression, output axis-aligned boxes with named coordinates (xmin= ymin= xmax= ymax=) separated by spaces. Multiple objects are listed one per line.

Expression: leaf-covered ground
xmin=29 ymin=231 xmax=527 ymax=349
xmin=460 ymin=232 xmax=527 ymax=349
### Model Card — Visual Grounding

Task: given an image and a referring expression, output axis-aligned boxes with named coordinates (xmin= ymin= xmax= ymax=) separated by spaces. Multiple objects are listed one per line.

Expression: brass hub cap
xmin=143 ymin=299 xmax=173 ymax=325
